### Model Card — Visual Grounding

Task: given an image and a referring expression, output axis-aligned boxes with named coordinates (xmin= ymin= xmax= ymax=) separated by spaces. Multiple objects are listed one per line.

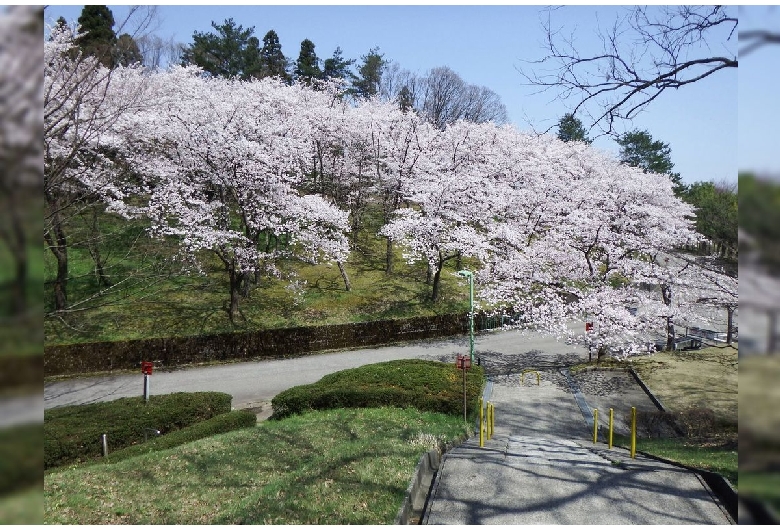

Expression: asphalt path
xmin=44 ymin=327 xmax=588 ymax=412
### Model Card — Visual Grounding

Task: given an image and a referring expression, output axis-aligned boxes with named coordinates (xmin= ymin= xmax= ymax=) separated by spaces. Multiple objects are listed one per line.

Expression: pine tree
xmin=114 ymin=34 xmax=143 ymax=67
xmin=556 ymin=113 xmax=591 ymax=144
xmin=260 ymin=30 xmax=290 ymax=82
xmin=397 ymin=85 xmax=414 ymax=112
xmin=243 ymin=36 xmax=263 ymax=79
xmin=294 ymin=39 xmax=322 ymax=85
xmin=353 ymin=47 xmax=385 ymax=98
xmin=76 ymin=5 xmax=116 ymax=67
xmin=181 ymin=18 xmax=258 ymax=79
xmin=322 ymin=46 xmax=355 ymax=85
xmin=617 ymin=129 xmax=685 ymax=195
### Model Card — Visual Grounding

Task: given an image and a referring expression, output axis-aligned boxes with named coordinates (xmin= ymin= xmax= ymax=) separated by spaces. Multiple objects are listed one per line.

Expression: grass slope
xmin=630 ymin=346 xmax=738 ymax=427
xmin=44 ymin=407 xmax=467 ymax=524
xmin=44 ymin=212 xmax=474 ymax=346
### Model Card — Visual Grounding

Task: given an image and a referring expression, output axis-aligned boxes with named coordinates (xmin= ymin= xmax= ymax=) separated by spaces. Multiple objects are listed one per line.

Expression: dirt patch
xmin=239 ymin=401 xmax=274 ymax=422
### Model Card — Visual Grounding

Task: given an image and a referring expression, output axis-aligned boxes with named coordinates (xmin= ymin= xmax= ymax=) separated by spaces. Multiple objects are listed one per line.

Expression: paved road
xmin=423 ymin=374 xmax=733 ymax=525
xmin=44 ymin=326 xmax=587 ymax=411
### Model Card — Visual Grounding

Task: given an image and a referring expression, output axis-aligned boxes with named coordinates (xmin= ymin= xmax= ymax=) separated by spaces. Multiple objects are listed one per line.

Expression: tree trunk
xmin=769 ymin=311 xmax=778 ymax=354
xmin=426 ymin=263 xmax=433 ymax=284
xmin=430 ymin=258 xmax=443 ymax=302
xmin=337 ymin=261 xmax=351 ymax=292
xmin=87 ymin=208 xmax=111 ymax=288
xmin=456 ymin=250 xmax=462 ymax=271
xmin=661 ymin=283 xmax=675 ymax=351
xmin=239 ymin=271 xmax=253 ymax=297
xmin=726 ymin=305 xmax=734 ymax=347
xmin=44 ymin=210 xmax=69 ymax=312
xmin=0 ymin=199 xmax=28 ymax=314
xmin=385 ymin=237 xmax=393 ymax=274
xmin=227 ymin=268 xmax=241 ymax=324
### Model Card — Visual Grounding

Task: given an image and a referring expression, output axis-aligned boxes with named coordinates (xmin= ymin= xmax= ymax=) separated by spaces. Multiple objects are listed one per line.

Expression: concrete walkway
xmin=423 ymin=373 xmax=733 ymax=525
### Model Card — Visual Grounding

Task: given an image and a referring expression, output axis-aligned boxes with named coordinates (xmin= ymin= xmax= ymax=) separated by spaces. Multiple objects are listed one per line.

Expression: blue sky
xmin=737 ymin=6 xmax=780 ymax=180
xmin=45 ymin=3 xmax=750 ymax=185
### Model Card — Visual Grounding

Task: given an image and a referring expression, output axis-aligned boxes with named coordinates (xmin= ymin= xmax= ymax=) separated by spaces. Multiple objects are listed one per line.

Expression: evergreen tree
xmin=181 ymin=18 xmax=258 ymax=80
xmin=322 ymin=46 xmax=355 ymax=82
xmin=114 ymin=33 xmax=143 ymax=67
xmin=294 ymin=39 xmax=322 ymax=85
xmin=54 ymin=16 xmax=69 ymax=34
xmin=617 ymin=129 xmax=684 ymax=195
xmin=557 ymin=113 xmax=591 ymax=143
xmin=260 ymin=30 xmax=290 ymax=82
xmin=353 ymin=46 xmax=385 ymax=98
xmin=243 ymin=36 xmax=263 ymax=79
xmin=682 ymin=181 xmax=737 ymax=258
xmin=76 ymin=5 xmax=116 ymax=67
xmin=397 ymin=85 xmax=414 ymax=112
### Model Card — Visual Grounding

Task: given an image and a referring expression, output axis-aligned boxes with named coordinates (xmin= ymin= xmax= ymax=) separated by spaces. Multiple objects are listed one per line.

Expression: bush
xmin=0 ymin=423 xmax=42 ymax=496
xmin=271 ymin=359 xmax=485 ymax=420
xmin=44 ymin=392 xmax=232 ymax=469
xmin=99 ymin=410 xmax=256 ymax=465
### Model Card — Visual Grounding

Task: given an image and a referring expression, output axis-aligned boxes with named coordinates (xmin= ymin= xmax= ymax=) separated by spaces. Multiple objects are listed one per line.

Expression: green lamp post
xmin=457 ymin=270 xmax=474 ymax=363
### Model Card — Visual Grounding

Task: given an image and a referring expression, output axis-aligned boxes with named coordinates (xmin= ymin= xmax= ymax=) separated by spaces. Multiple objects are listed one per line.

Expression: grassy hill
xmin=44 ymin=209 xmax=474 ymax=346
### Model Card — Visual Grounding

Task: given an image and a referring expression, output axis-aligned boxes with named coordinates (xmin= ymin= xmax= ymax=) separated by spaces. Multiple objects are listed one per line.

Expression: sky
xmin=737 ymin=6 xmax=780 ymax=180
xmin=43 ymin=3 xmax=755 ymax=186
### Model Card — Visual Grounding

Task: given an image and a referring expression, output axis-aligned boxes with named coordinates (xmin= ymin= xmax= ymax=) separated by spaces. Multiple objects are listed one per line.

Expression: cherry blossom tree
xmin=45 ymin=22 xmax=153 ymax=313
xmin=380 ymin=117 xmax=722 ymax=357
xmin=381 ymin=120 xmax=503 ymax=300
xmin=124 ymin=69 xmax=350 ymax=322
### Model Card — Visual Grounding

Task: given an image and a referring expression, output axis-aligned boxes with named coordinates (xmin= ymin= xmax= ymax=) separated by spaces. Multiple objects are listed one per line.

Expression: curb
xmin=626 ymin=367 xmax=666 ymax=412
xmin=395 ymin=435 xmax=468 ymax=525
xmin=397 ymin=380 xmax=491 ymax=525
xmin=740 ymin=496 xmax=780 ymax=525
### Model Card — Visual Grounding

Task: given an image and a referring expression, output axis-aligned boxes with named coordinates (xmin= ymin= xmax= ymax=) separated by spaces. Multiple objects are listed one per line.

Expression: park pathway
xmin=422 ymin=374 xmax=733 ymax=525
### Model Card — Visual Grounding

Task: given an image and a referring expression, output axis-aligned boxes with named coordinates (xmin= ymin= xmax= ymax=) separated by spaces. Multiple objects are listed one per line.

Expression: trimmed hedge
xmin=44 ymin=314 xmax=469 ymax=376
xmin=44 ymin=392 xmax=232 ymax=469
xmin=271 ymin=359 xmax=485 ymax=420
xmin=98 ymin=410 xmax=256 ymax=465
xmin=0 ymin=423 xmax=42 ymax=496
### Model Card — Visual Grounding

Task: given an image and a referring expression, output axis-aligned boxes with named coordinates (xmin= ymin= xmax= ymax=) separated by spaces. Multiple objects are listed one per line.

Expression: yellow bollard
xmin=490 ymin=403 xmax=495 ymax=438
xmin=521 ymin=369 xmax=541 ymax=386
xmin=630 ymin=406 xmax=637 ymax=459
xmin=479 ymin=398 xmax=484 ymax=447
xmin=592 ymin=408 xmax=599 ymax=444
xmin=487 ymin=402 xmax=492 ymax=440
xmin=608 ymin=408 xmax=614 ymax=449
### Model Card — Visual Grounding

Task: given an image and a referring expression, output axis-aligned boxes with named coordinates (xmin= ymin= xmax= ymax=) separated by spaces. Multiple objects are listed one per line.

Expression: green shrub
xmin=44 ymin=392 xmax=232 ymax=469
xmin=271 ymin=359 xmax=485 ymax=420
xmin=0 ymin=423 xmax=42 ymax=496
xmin=99 ymin=410 xmax=256 ymax=465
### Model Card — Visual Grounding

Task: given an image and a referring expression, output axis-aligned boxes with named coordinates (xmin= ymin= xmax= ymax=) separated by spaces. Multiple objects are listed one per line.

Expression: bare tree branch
xmin=518 ymin=6 xmax=738 ymax=135
xmin=740 ymin=30 xmax=780 ymax=56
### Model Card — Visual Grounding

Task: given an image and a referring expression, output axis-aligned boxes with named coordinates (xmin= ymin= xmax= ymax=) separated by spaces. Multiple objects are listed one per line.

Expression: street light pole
xmin=457 ymin=270 xmax=475 ymax=363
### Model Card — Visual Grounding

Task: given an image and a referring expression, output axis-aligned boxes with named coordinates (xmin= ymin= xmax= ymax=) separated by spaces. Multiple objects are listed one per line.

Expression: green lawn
xmin=612 ymin=434 xmax=737 ymax=486
xmin=45 ymin=407 xmax=467 ymax=524
xmin=739 ymin=471 xmax=780 ymax=513
xmin=0 ymin=486 xmax=43 ymax=525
